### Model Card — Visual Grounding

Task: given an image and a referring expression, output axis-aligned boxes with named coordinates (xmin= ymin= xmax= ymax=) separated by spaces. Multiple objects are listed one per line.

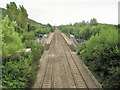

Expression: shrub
xmin=24 ymin=40 xmax=43 ymax=62
xmin=2 ymin=54 xmax=35 ymax=88
xmin=79 ymin=28 xmax=120 ymax=87
xmin=30 ymin=41 xmax=43 ymax=62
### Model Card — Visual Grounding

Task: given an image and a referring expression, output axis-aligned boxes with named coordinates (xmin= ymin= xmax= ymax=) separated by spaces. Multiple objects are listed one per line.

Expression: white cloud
xmin=0 ymin=0 xmax=119 ymax=25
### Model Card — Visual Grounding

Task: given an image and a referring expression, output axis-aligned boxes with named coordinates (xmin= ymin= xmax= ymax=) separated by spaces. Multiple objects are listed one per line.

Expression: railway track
xmin=32 ymin=29 xmax=102 ymax=89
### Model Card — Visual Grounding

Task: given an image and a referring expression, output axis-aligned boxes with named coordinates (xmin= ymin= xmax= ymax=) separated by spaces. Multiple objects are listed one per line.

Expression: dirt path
xmin=33 ymin=29 xmax=102 ymax=89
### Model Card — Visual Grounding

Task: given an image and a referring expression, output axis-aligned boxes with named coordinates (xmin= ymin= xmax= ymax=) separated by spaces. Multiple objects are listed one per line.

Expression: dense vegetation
xmin=59 ymin=19 xmax=120 ymax=88
xmin=1 ymin=2 xmax=53 ymax=89
xmin=1 ymin=1 xmax=120 ymax=89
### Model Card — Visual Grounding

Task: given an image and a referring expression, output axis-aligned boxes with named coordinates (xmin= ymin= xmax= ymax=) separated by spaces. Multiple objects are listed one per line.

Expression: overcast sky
xmin=0 ymin=0 xmax=119 ymax=25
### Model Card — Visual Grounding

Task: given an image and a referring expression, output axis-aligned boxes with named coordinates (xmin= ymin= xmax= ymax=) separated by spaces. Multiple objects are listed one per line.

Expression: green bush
xmin=78 ymin=26 xmax=93 ymax=39
xmin=24 ymin=40 xmax=43 ymax=60
xmin=79 ymin=28 xmax=120 ymax=87
xmin=2 ymin=54 xmax=35 ymax=88
xmin=30 ymin=41 xmax=43 ymax=62
xmin=22 ymin=31 xmax=35 ymax=42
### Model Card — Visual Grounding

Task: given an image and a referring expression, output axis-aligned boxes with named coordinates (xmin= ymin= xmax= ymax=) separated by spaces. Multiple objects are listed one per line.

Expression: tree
xmin=2 ymin=16 xmax=24 ymax=60
xmin=90 ymin=18 xmax=98 ymax=25
xmin=6 ymin=2 xmax=18 ymax=21
xmin=19 ymin=5 xmax=28 ymax=31
xmin=79 ymin=20 xmax=86 ymax=26
xmin=6 ymin=2 xmax=28 ymax=32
